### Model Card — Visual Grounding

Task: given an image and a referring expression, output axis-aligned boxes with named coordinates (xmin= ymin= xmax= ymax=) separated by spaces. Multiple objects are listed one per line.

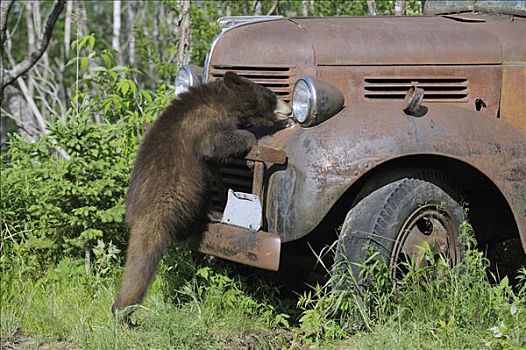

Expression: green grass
xmin=295 ymin=228 xmax=526 ymax=349
xmin=2 ymin=230 xmax=526 ymax=349
xmin=1 ymin=257 xmax=292 ymax=350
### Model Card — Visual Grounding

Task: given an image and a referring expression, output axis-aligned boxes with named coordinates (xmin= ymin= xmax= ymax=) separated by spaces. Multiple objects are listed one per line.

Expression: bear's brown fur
xmin=112 ymin=72 xmax=291 ymax=316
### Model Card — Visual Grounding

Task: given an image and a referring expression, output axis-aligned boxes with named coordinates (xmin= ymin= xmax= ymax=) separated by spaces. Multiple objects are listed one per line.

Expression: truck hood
xmin=293 ymin=16 xmax=502 ymax=65
xmin=210 ymin=16 xmax=503 ymax=67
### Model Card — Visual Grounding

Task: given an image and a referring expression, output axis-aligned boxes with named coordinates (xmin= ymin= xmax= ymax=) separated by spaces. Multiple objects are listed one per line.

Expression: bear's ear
xmin=223 ymin=71 xmax=249 ymax=90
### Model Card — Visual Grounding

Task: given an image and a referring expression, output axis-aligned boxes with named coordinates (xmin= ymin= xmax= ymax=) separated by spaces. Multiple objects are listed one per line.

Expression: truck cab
xmin=180 ymin=1 xmax=526 ymax=279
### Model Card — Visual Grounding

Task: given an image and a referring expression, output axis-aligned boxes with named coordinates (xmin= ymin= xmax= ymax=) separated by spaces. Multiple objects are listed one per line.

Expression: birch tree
xmin=301 ymin=0 xmax=308 ymax=16
xmin=112 ymin=0 xmax=121 ymax=64
xmin=367 ymin=0 xmax=378 ymax=16
xmin=395 ymin=0 xmax=406 ymax=15
xmin=59 ymin=0 xmax=73 ymax=106
xmin=126 ymin=1 xmax=136 ymax=66
xmin=25 ymin=2 xmax=35 ymax=96
xmin=63 ymin=0 xmax=72 ymax=58
xmin=177 ymin=0 xmax=191 ymax=67
xmin=253 ymin=0 xmax=262 ymax=15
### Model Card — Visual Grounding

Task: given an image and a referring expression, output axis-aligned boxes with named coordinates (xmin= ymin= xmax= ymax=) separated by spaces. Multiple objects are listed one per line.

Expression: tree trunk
xmin=127 ymin=1 xmax=136 ymax=66
xmin=226 ymin=3 xmax=232 ymax=17
xmin=253 ymin=0 xmax=261 ymax=15
xmin=0 ymin=0 xmax=15 ymax=102
xmin=16 ymin=76 xmax=47 ymax=136
xmin=177 ymin=0 xmax=191 ymax=67
xmin=77 ymin=0 xmax=88 ymax=37
xmin=0 ymin=0 xmax=14 ymax=43
xmin=395 ymin=0 xmax=406 ymax=15
xmin=64 ymin=0 xmax=72 ymax=59
xmin=26 ymin=2 xmax=35 ymax=97
xmin=112 ymin=0 xmax=121 ymax=63
xmin=367 ymin=0 xmax=378 ymax=16
xmin=152 ymin=2 xmax=162 ymax=62
xmin=2 ymin=85 xmax=37 ymax=142
xmin=60 ymin=0 xmax=73 ymax=110
xmin=32 ymin=2 xmax=51 ymax=91
xmin=421 ymin=0 xmax=428 ymax=14
xmin=301 ymin=0 xmax=309 ymax=16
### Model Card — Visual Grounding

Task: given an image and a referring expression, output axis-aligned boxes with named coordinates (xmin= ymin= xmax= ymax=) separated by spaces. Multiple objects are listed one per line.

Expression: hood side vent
xmin=364 ymin=77 xmax=469 ymax=102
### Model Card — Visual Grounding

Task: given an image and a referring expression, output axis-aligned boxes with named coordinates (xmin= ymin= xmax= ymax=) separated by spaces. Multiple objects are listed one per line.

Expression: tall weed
xmin=296 ymin=223 xmax=526 ymax=349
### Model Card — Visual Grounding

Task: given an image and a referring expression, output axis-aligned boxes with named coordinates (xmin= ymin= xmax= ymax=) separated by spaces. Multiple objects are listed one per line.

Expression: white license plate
xmin=221 ymin=189 xmax=262 ymax=230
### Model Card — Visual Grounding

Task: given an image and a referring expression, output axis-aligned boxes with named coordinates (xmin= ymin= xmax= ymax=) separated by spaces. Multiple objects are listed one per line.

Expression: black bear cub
xmin=112 ymin=72 xmax=292 ymax=316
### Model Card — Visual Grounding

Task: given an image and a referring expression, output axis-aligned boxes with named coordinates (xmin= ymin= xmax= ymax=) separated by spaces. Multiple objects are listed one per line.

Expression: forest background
xmin=1 ymin=1 xmax=525 ymax=349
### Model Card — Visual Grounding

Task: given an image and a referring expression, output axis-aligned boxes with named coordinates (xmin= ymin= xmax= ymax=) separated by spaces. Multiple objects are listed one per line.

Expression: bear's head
xmin=222 ymin=71 xmax=292 ymax=128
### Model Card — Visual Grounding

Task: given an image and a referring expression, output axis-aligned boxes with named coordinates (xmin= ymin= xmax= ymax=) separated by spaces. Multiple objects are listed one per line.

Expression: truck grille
xmin=364 ymin=77 xmax=469 ymax=102
xmin=210 ymin=159 xmax=254 ymax=213
xmin=209 ymin=65 xmax=294 ymax=103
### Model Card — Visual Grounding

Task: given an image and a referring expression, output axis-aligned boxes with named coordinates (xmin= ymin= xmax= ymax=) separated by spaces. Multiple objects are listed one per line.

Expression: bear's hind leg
xmin=112 ymin=218 xmax=169 ymax=315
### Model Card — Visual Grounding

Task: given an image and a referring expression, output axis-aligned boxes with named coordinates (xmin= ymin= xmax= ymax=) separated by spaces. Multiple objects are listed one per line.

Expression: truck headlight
xmin=175 ymin=65 xmax=204 ymax=96
xmin=292 ymin=79 xmax=312 ymax=124
xmin=292 ymin=76 xmax=344 ymax=127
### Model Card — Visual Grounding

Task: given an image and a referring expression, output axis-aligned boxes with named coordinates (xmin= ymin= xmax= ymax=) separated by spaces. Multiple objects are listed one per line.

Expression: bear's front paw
xmin=236 ymin=129 xmax=257 ymax=150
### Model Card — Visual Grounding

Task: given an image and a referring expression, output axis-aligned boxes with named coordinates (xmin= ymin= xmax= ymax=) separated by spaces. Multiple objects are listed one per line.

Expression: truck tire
xmin=336 ymin=176 xmax=465 ymax=283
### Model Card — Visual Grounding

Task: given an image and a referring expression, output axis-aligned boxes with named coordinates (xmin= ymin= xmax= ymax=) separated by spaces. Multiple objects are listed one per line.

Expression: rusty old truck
xmin=177 ymin=1 xmax=526 ymax=280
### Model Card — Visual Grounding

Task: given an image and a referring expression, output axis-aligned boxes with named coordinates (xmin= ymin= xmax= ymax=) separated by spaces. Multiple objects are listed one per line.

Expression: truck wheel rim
xmin=390 ymin=204 xmax=460 ymax=278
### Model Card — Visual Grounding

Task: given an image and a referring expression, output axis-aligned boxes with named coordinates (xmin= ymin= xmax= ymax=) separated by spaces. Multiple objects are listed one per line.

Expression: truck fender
xmin=264 ymin=102 xmax=526 ymax=249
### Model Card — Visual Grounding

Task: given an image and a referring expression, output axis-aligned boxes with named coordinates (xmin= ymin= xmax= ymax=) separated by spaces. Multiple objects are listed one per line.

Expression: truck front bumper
xmin=187 ymin=223 xmax=281 ymax=271
xmin=186 ymin=145 xmax=287 ymax=271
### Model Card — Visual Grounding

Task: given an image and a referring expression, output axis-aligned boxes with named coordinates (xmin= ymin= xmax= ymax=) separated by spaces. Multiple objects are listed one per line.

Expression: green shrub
xmin=1 ymin=42 xmax=175 ymax=273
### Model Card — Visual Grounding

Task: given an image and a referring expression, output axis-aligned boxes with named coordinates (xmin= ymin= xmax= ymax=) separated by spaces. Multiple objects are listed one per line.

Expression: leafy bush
xmin=1 ymin=117 xmax=129 ymax=266
xmin=1 ymin=41 xmax=175 ymax=273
